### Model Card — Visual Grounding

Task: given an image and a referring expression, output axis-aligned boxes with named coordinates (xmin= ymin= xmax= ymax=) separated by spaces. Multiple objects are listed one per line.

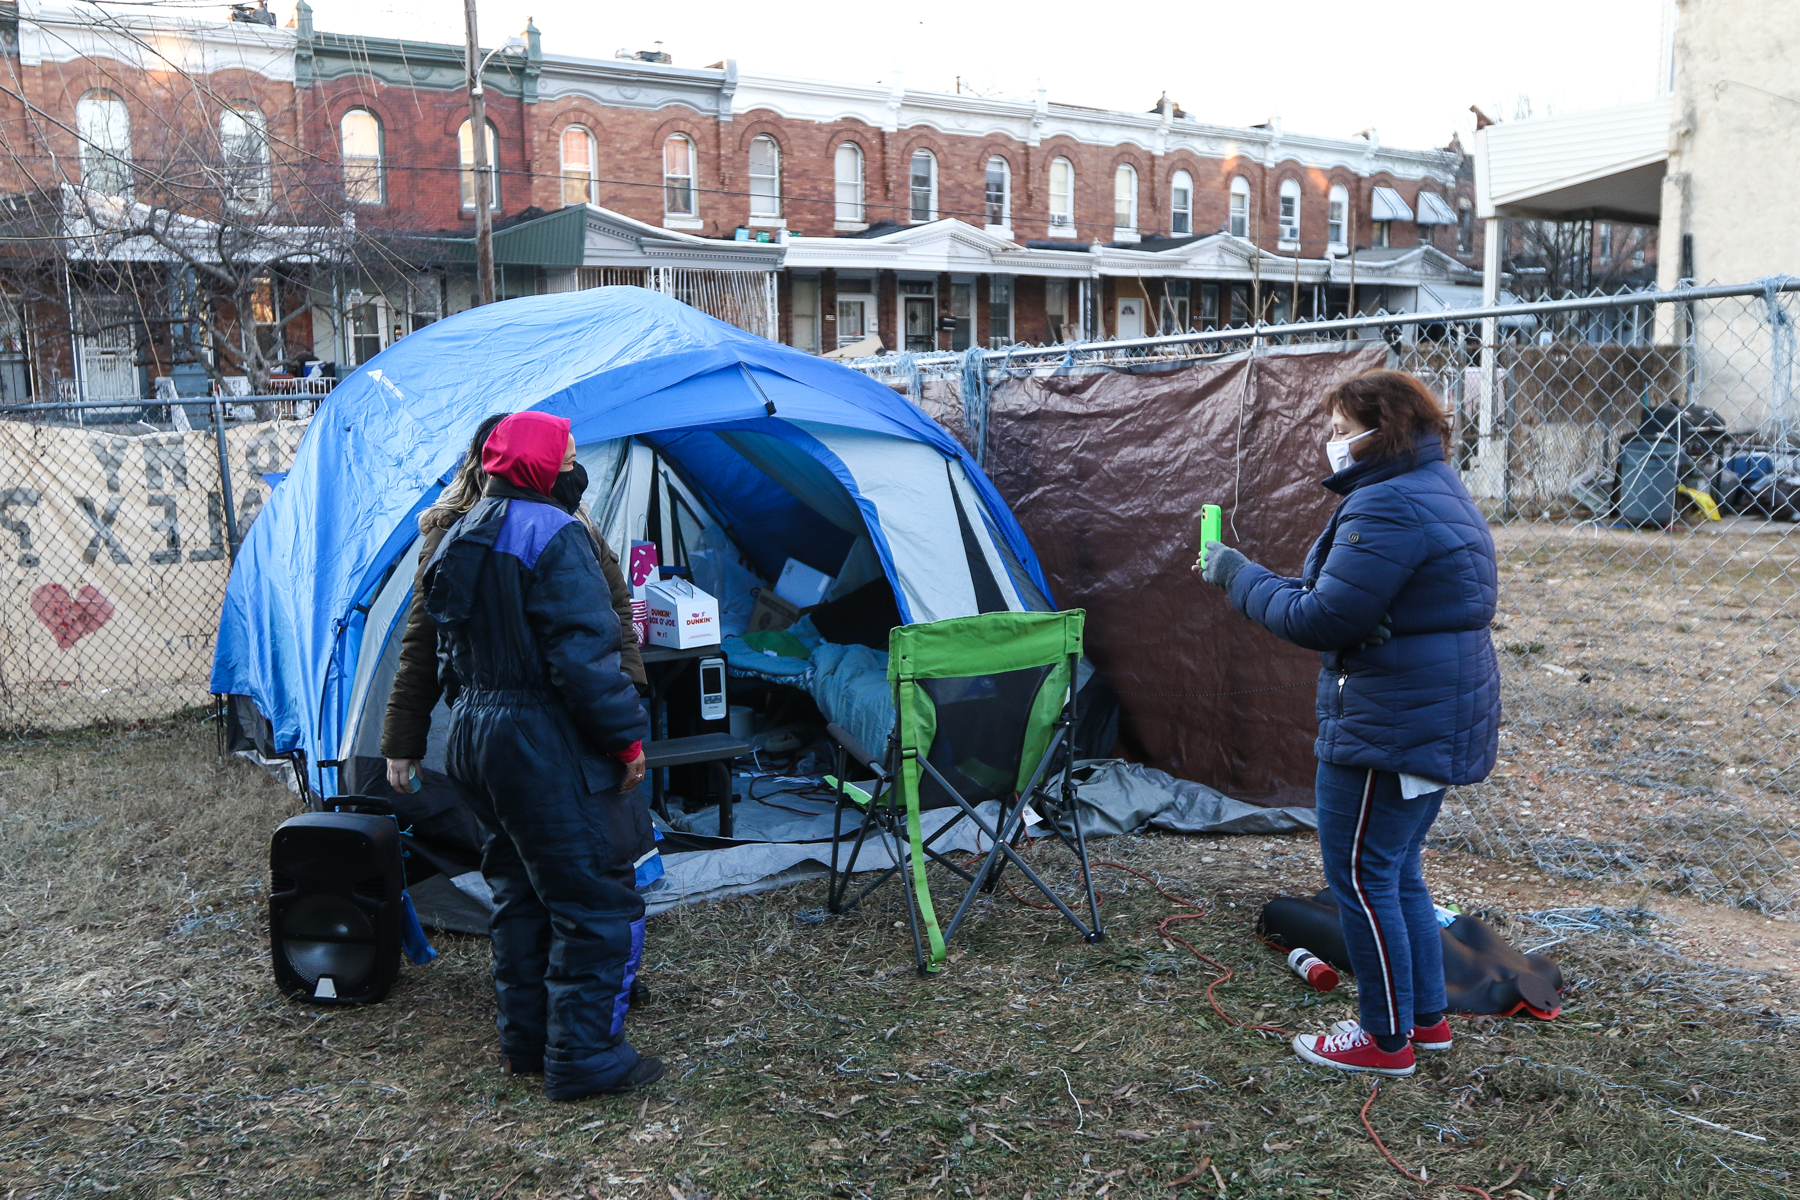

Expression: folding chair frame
xmin=826 ymin=613 xmax=1103 ymax=974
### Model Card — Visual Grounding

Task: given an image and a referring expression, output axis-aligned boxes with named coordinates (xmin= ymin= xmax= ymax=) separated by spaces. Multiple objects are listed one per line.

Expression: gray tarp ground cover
xmin=409 ymin=765 xmax=1315 ymax=932
xmin=1065 ymin=759 xmax=1317 ymax=837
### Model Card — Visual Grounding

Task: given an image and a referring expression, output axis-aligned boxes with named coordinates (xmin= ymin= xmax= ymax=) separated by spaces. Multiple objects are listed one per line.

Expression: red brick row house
xmin=0 ymin=0 xmax=1481 ymax=401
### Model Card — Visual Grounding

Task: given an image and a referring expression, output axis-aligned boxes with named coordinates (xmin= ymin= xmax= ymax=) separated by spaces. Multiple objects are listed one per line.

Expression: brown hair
xmin=1321 ymin=370 xmax=1453 ymax=463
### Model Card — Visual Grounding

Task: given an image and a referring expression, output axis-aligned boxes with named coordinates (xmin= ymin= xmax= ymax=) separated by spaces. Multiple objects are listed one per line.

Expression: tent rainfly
xmin=211 ymin=287 xmax=1054 ymax=799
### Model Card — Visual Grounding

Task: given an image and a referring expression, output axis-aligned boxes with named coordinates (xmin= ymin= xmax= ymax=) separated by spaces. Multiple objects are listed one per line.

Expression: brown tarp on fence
xmin=986 ymin=342 xmax=1391 ymax=806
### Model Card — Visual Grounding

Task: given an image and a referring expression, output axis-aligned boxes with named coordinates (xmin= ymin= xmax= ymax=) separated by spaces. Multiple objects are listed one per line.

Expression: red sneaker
xmin=1293 ymin=1023 xmax=1416 ymax=1076
xmin=1410 ymin=1016 xmax=1454 ymax=1052
xmin=1332 ymin=1016 xmax=1453 ymax=1052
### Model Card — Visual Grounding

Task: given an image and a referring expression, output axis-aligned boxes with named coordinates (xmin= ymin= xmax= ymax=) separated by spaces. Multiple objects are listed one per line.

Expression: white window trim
xmin=984 ymin=155 xmax=1011 ymax=234
xmin=340 ymin=108 xmax=384 ymax=206
xmin=458 ymin=119 xmax=500 ymax=212
xmin=1228 ymin=177 xmax=1250 ymax=239
xmin=1277 ymin=179 xmax=1301 ymax=250
xmin=833 ymin=141 xmax=865 ymax=226
xmin=1113 ymin=164 xmax=1138 ymax=236
xmin=748 ymin=134 xmax=781 ymax=219
xmin=663 ymin=133 xmax=697 ymax=218
xmin=1326 ymin=184 xmax=1349 ymax=254
xmin=560 ymin=125 xmax=597 ymax=205
xmin=908 ymin=150 xmax=938 ymax=223
xmin=220 ymin=105 xmax=270 ymax=212
xmin=1170 ymin=170 xmax=1194 ymax=236
xmin=77 ymin=90 xmax=133 ymax=199
xmin=1048 ymin=156 xmax=1075 ymax=237
xmin=748 ymin=216 xmax=787 ymax=229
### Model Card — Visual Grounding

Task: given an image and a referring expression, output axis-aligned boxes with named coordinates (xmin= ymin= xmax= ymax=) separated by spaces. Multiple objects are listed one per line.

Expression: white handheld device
xmin=698 ymin=657 xmax=727 ymax=721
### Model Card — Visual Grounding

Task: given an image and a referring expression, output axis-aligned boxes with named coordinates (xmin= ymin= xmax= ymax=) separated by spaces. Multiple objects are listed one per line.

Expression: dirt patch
xmin=3 ymin=720 xmax=1798 ymax=1199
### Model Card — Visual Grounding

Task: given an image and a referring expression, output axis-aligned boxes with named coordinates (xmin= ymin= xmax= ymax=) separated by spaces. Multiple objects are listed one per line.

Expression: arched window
xmin=76 ymin=90 xmax=132 ymax=198
xmin=748 ymin=134 xmax=781 ymax=217
xmin=908 ymin=149 xmax=937 ymax=222
xmin=560 ymin=126 xmax=596 ymax=205
xmin=340 ymin=109 xmax=383 ymax=205
xmin=1228 ymin=176 xmax=1250 ymax=237
xmin=1113 ymin=164 xmax=1138 ymax=234
xmin=219 ymin=104 xmax=270 ymax=209
xmin=984 ymin=156 xmax=1011 ymax=228
xmin=833 ymin=142 xmax=864 ymax=224
xmin=458 ymin=119 xmax=499 ymax=211
xmin=663 ymin=134 xmax=694 ymax=215
xmin=1278 ymin=178 xmax=1301 ymax=245
xmin=1049 ymin=157 xmax=1074 ymax=229
xmin=1327 ymin=183 xmax=1349 ymax=248
xmin=1170 ymin=169 xmax=1193 ymax=235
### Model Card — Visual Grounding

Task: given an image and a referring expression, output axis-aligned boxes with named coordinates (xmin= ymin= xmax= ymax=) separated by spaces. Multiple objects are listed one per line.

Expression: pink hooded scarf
xmin=481 ymin=411 xmax=571 ymax=497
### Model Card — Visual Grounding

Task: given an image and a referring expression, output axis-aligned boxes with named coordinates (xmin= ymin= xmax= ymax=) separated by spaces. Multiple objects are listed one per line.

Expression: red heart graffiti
xmin=30 ymin=584 xmax=116 ymax=650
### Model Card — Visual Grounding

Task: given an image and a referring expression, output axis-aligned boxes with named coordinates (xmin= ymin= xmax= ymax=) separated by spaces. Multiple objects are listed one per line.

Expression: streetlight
xmin=463 ymin=0 xmax=526 ymax=306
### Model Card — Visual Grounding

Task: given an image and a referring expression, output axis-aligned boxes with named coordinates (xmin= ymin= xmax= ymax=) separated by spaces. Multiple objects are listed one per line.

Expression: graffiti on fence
xmin=0 ymin=418 xmax=307 ymax=728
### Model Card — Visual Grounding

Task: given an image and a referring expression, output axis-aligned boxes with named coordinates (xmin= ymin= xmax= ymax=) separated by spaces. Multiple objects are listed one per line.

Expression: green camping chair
xmin=825 ymin=609 xmax=1103 ymax=973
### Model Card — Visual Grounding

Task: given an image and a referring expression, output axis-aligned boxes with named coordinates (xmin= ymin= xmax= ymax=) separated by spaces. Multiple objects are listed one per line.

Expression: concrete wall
xmin=1659 ymin=0 xmax=1800 ymax=286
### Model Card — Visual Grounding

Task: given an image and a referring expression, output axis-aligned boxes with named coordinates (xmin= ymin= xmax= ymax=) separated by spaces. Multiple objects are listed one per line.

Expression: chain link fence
xmin=0 ymin=400 xmax=307 ymax=732
xmin=854 ymin=278 xmax=1800 ymax=914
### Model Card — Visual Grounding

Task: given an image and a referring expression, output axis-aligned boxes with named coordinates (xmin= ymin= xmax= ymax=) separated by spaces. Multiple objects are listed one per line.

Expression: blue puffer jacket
xmin=1227 ymin=434 xmax=1500 ymax=785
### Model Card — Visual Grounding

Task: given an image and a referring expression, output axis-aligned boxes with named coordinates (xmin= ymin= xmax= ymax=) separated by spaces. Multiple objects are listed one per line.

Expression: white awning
xmin=1416 ymin=191 xmax=1459 ymax=225
xmin=1472 ymin=98 xmax=1669 ymax=223
xmin=1370 ymin=187 xmax=1413 ymax=223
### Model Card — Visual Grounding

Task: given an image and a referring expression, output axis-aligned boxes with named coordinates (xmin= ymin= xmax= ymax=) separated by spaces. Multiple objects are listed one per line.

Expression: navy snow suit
xmin=423 ymin=477 xmax=651 ymax=1097
xmin=1228 ymin=433 xmax=1501 ymax=786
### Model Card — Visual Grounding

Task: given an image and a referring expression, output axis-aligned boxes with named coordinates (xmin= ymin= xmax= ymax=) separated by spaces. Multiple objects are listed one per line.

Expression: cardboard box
xmin=747 ymin=588 xmax=801 ymax=634
xmin=645 ymin=578 xmax=720 ymax=648
xmin=774 ymin=557 xmax=834 ymax=607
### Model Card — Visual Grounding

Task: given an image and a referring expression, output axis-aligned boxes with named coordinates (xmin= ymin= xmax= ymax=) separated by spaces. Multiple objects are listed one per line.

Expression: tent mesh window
xmin=917 ymin=662 xmax=1053 ymax=809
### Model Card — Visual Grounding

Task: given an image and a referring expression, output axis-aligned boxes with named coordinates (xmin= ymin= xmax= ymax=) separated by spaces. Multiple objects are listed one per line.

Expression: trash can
xmin=1618 ymin=437 xmax=1678 ymax=526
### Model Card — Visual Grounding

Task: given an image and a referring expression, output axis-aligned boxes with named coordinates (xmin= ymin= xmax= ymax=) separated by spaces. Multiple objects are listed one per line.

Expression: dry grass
xmin=1444 ymin=519 xmax=1800 ymax=913
xmin=4 ymin=718 xmax=1799 ymax=1199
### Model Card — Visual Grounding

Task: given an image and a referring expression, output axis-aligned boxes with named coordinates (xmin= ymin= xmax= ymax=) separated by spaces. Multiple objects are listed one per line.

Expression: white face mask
xmin=1325 ymin=428 xmax=1374 ymax=474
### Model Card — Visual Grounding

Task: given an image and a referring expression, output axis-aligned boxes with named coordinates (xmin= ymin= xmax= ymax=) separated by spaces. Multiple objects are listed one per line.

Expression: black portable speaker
xmin=269 ymin=811 xmax=404 ymax=1005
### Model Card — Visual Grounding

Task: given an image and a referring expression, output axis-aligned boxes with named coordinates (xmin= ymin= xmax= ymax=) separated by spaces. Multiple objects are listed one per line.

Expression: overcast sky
xmin=249 ymin=1 xmax=1664 ymax=151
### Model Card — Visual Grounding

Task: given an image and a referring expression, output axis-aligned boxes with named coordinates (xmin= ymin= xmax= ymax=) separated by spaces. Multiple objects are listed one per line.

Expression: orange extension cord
xmin=972 ymin=839 xmax=1494 ymax=1200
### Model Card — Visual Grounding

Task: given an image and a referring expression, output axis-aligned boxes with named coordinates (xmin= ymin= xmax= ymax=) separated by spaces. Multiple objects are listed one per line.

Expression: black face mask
xmin=550 ymin=461 xmax=589 ymax=514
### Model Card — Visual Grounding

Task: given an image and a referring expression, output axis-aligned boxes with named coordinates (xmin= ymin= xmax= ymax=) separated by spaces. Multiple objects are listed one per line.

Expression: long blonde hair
xmin=421 ymin=413 xmax=507 ymax=531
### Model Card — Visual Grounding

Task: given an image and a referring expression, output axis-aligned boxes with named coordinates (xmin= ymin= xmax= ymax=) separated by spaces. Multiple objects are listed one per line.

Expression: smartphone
xmin=699 ymin=657 xmax=727 ymax=721
xmin=1198 ymin=504 xmax=1223 ymax=567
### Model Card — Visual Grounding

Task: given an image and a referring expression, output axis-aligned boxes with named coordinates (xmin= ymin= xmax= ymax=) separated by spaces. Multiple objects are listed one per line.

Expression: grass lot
xmin=3 ymin=718 xmax=1798 ymax=1199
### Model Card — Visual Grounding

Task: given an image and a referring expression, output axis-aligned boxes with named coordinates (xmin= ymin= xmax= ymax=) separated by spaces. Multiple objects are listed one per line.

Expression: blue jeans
xmin=1314 ymin=762 xmax=1448 ymax=1038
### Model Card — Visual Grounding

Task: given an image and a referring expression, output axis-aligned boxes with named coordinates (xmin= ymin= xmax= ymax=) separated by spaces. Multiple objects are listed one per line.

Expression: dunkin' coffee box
xmin=644 ymin=578 xmax=720 ymax=649
xmin=628 ymin=541 xmax=659 ymax=602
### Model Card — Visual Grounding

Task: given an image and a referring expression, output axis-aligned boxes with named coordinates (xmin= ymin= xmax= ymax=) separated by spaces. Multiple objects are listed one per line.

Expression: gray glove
xmin=1199 ymin=542 xmax=1250 ymax=591
xmin=1356 ymin=612 xmax=1394 ymax=651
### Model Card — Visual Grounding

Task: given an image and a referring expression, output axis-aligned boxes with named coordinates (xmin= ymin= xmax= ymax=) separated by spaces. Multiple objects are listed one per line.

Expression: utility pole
xmin=464 ymin=0 xmax=495 ymax=306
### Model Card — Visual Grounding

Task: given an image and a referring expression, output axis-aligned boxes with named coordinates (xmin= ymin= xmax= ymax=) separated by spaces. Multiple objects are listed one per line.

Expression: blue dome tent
xmin=211 ymin=287 xmax=1054 ymax=801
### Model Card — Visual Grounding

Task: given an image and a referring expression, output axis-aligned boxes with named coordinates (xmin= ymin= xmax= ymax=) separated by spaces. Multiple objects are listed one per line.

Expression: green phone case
xmin=1200 ymin=504 xmax=1222 ymax=567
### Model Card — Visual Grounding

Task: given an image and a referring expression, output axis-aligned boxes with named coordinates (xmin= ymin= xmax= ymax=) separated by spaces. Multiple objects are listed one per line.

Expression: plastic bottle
xmin=1286 ymin=946 xmax=1340 ymax=992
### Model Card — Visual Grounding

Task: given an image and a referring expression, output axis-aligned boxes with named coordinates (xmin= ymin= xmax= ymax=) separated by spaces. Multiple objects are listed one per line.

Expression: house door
xmin=1115 ymin=297 xmax=1145 ymax=340
xmin=80 ymin=327 xmax=138 ymax=401
xmin=904 ymin=295 xmax=936 ymax=351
